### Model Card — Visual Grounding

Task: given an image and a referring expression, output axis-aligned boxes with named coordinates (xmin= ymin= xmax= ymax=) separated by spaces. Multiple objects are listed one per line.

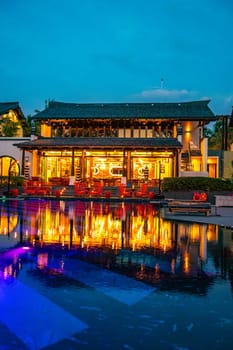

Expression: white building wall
xmin=0 ymin=137 xmax=31 ymax=173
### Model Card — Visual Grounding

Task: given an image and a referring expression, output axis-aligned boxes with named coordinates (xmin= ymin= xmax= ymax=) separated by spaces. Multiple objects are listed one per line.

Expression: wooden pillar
xmin=71 ymin=149 xmax=74 ymax=176
xmin=127 ymin=151 xmax=131 ymax=180
xmin=21 ymin=149 xmax=25 ymax=175
xmin=122 ymin=149 xmax=127 ymax=177
xmin=81 ymin=150 xmax=85 ymax=179
xmin=175 ymin=149 xmax=180 ymax=177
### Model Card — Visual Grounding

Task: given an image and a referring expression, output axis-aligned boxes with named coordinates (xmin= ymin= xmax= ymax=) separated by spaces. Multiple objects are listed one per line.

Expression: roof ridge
xmin=48 ymin=100 xmax=211 ymax=107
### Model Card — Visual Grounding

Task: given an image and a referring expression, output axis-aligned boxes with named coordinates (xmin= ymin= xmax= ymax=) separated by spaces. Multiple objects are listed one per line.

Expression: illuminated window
xmin=0 ymin=156 xmax=20 ymax=176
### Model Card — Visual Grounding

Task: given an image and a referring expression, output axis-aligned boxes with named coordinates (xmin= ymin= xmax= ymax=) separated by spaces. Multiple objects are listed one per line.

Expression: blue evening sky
xmin=0 ymin=0 xmax=232 ymax=117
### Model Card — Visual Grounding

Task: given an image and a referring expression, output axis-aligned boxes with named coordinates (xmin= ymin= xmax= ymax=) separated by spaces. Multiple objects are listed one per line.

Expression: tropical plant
xmin=207 ymin=119 xmax=233 ymax=150
xmin=22 ymin=116 xmax=32 ymax=137
xmin=0 ymin=116 xmax=20 ymax=137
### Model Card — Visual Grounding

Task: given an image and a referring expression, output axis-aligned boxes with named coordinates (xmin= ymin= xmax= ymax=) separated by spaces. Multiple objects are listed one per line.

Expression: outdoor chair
xmin=36 ymin=185 xmax=52 ymax=195
xmin=135 ymin=183 xmax=148 ymax=197
xmin=89 ymin=182 xmax=103 ymax=196
xmin=23 ymin=187 xmax=37 ymax=195
xmin=75 ymin=182 xmax=88 ymax=196
xmin=119 ymin=184 xmax=132 ymax=197
xmin=23 ymin=180 xmax=37 ymax=195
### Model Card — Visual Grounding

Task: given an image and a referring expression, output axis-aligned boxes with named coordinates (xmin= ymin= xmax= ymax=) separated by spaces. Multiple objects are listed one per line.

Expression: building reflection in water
xmin=0 ymin=199 xmax=233 ymax=295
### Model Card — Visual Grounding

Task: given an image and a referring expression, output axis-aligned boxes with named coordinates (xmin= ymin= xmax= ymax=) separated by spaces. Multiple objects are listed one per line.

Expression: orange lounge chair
xmin=23 ymin=187 xmax=37 ymax=195
xmin=36 ymin=186 xmax=52 ymax=195
xmin=119 ymin=184 xmax=132 ymax=197
xmin=135 ymin=184 xmax=148 ymax=197
xmin=89 ymin=182 xmax=103 ymax=196
xmin=75 ymin=182 xmax=88 ymax=196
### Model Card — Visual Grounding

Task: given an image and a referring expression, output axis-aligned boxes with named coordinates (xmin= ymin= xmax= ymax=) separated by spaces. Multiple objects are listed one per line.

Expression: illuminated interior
xmin=0 ymin=156 xmax=20 ymax=177
xmin=39 ymin=150 xmax=174 ymax=183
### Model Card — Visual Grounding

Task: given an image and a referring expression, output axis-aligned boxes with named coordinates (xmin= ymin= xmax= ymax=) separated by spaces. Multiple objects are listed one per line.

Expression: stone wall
xmin=163 ymin=190 xmax=233 ymax=205
xmin=215 ymin=195 xmax=233 ymax=207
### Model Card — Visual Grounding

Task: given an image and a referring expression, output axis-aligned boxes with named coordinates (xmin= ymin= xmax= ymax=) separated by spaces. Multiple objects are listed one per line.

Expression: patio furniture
xmin=148 ymin=192 xmax=155 ymax=200
xmin=135 ymin=183 xmax=148 ymax=197
xmin=104 ymin=190 xmax=111 ymax=198
xmin=192 ymin=191 xmax=207 ymax=201
xmin=168 ymin=200 xmax=211 ymax=216
xmin=119 ymin=184 xmax=132 ymax=197
xmin=89 ymin=182 xmax=103 ymax=196
xmin=75 ymin=181 xmax=88 ymax=196
xmin=36 ymin=185 xmax=52 ymax=195
xmin=10 ymin=188 xmax=19 ymax=196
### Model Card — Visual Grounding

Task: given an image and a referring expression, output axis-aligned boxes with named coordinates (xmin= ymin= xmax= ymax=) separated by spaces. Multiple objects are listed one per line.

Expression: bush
xmin=0 ymin=176 xmax=25 ymax=187
xmin=161 ymin=177 xmax=233 ymax=192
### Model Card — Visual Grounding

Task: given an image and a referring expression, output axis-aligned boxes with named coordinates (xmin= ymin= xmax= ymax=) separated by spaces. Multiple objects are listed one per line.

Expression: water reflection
xmin=0 ymin=199 xmax=233 ymax=296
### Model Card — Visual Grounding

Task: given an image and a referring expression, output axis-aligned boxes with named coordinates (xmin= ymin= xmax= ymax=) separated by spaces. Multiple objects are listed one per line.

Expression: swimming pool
xmin=0 ymin=199 xmax=233 ymax=349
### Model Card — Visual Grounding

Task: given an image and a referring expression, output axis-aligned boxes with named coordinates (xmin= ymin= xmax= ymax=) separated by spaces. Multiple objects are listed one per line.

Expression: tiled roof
xmin=32 ymin=100 xmax=216 ymax=121
xmin=14 ymin=137 xmax=182 ymax=150
xmin=0 ymin=102 xmax=19 ymax=114
xmin=0 ymin=102 xmax=25 ymax=122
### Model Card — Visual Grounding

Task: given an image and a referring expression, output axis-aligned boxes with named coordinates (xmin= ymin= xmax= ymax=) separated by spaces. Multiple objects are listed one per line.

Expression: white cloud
xmin=134 ymin=87 xmax=198 ymax=101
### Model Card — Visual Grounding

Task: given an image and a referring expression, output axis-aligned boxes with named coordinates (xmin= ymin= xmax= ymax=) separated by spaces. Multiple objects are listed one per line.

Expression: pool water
xmin=0 ymin=199 xmax=233 ymax=349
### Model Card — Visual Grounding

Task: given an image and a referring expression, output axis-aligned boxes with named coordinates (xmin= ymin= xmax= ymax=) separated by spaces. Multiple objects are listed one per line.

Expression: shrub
xmin=0 ymin=176 xmax=25 ymax=187
xmin=161 ymin=177 xmax=233 ymax=192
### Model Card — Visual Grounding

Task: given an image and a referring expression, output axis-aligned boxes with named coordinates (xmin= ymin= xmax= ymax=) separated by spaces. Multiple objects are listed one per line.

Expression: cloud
xmin=134 ymin=87 xmax=198 ymax=102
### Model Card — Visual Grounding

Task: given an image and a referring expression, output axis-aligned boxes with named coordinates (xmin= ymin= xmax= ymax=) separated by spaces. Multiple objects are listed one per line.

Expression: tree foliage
xmin=0 ymin=117 xmax=20 ymax=137
xmin=207 ymin=119 xmax=233 ymax=150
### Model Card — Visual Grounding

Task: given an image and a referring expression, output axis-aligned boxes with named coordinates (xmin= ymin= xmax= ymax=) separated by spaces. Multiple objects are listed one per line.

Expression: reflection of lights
xmin=38 ymin=253 xmax=48 ymax=269
xmin=59 ymin=225 xmax=64 ymax=235
xmin=0 ymin=200 xmax=219 ymax=253
xmin=184 ymin=252 xmax=189 ymax=273
xmin=60 ymin=259 xmax=64 ymax=270
xmin=155 ymin=263 xmax=160 ymax=274
xmin=171 ymin=258 xmax=175 ymax=273
xmin=132 ymin=241 xmax=136 ymax=251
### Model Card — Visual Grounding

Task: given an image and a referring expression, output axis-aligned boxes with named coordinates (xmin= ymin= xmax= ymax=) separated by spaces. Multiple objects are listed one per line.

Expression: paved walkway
xmin=163 ymin=206 xmax=233 ymax=227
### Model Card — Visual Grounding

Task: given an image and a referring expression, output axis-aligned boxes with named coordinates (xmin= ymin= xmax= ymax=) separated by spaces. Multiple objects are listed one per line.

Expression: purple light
xmin=1 ymin=246 xmax=31 ymax=260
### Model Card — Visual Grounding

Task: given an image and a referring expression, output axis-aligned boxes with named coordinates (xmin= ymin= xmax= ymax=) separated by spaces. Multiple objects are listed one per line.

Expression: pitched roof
xmin=14 ymin=137 xmax=182 ymax=150
xmin=0 ymin=102 xmax=25 ymax=120
xmin=32 ymin=100 xmax=216 ymax=121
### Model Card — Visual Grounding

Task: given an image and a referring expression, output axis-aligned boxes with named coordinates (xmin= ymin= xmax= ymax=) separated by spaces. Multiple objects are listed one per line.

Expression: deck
xmin=168 ymin=200 xmax=211 ymax=216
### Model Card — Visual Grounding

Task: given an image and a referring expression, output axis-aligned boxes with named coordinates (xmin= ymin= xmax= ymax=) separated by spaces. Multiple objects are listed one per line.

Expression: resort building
xmin=0 ymin=102 xmax=29 ymax=178
xmin=14 ymin=100 xmax=217 ymax=186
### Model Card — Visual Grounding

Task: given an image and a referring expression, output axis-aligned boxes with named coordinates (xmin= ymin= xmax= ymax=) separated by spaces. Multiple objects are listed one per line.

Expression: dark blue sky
xmin=1 ymin=0 xmax=232 ymax=116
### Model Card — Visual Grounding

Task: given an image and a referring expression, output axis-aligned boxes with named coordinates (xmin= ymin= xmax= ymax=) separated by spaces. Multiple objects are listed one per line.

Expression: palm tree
xmin=207 ymin=119 xmax=233 ymax=150
xmin=0 ymin=117 xmax=20 ymax=137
